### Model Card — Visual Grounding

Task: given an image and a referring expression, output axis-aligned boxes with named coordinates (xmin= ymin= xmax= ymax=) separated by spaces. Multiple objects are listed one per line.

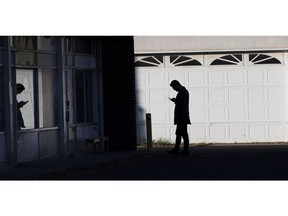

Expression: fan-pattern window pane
xmin=211 ymin=54 xmax=243 ymax=65
xmin=170 ymin=55 xmax=202 ymax=66
xmin=135 ymin=56 xmax=164 ymax=67
xmin=249 ymin=54 xmax=281 ymax=64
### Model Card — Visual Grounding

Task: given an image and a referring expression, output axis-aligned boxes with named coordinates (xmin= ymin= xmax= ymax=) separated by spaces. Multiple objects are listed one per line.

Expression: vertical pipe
xmin=57 ymin=37 xmax=66 ymax=156
xmin=146 ymin=113 xmax=152 ymax=151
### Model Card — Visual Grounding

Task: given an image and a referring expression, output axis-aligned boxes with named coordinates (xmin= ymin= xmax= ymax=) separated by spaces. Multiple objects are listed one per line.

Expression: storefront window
xmin=13 ymin=36 xmax=37 ymax=66
xmin=38 ymin=69 xmax=58 ymax=127
xmin=14 ymin=36 xmax=36 ymax=50
xmin=39 ymin=36 xmax=57 ymax=52
xmin=15 ymin=52 xmax=36 ymax=66
xmin=65 ymin=37 xmax=72 ymax=53
xmin=16 ymin=69 xmax=35 ymax=130
xmin=76 ymin=70 xmax=93 ymax=123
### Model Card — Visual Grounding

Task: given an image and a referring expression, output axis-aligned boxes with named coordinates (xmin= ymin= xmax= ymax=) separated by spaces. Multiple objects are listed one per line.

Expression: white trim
xmin=135 ymin=48 xmax=288 ymax=55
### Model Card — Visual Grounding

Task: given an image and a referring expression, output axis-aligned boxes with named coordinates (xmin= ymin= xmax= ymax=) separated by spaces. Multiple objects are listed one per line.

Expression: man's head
xmin=17 ymin=83 xmax=25 ymax=94
xmin=170 ymin=80 xmax=182 ymax=91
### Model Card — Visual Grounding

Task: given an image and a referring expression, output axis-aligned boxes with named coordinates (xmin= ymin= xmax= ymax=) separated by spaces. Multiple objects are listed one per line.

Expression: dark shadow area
xmin=23 ymin=144 xmax=288 ymax=180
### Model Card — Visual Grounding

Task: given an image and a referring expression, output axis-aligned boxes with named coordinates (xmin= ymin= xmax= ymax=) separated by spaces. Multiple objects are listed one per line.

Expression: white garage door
xmin=135 ymin=52 xmax=288 ymax=144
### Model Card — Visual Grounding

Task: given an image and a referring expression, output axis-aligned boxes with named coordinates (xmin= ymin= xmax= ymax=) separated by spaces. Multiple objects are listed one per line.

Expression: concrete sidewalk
xmin=0 ymin=149 xmax=148 ymax=180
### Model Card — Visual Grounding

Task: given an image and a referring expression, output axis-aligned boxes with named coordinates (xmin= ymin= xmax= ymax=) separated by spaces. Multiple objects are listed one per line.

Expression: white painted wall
xmin=134 ymin=36 xmax=288 ymax=53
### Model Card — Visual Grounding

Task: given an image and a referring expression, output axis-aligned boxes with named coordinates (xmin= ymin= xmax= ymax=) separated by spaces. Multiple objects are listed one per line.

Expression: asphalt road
xmin=45 ymin=145 xmax=288 ymax=180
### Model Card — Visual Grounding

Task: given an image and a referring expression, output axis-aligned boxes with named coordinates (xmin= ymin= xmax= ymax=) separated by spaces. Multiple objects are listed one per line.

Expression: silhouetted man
xmin=167 ymin=80 xmax=191 ymax=155
xmin=17 ymin=83 xmax=28 ymax=130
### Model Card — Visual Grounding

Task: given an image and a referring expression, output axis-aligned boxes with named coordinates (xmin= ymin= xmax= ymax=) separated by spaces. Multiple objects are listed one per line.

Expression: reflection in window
xmin=16 ymin=69 xmax=35 ymax=129
xmin=0 ymin=68 xmax=3 ymax=131
xmin=16 ymin=52 xmax=36 ymax=66
xmin=39 ymin=69 xmax=58 ymax=127
xmin=76 ymin=70 xmax=93 ymax=123
xmin=14 ymin=36 xmax=36 ymax=50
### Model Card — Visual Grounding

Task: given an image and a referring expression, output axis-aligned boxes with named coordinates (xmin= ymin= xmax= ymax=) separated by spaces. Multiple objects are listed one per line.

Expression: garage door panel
xmin=136 ymin=73 xmax=147 ymax=87
xmin=136 ymin=53 xmax=288 ymax=144
xmin=208 ymin=89 xmax=226 ymax=103
xmin=249 ymin=125 xmax=266 ymax=140
xmin=267 ymin=69 xmax=285 ymax=84
xmin=269 ymin=125 xmax=286 ymax=140
xmin=136 ymin=90 xmax=147 ymax=105
xmin=268 ymin=105 xmax=286 ymax=121
xmin=190 ymin=89 xmax=206 ymax=103
xmin=229 ymin=107 xmax=246 ymax=121
xmin=248 ymin=88 xmax=266 ymax=102
xmin=208 ymin=71 xmax=225 ymax=85
xmin=210 ymin=126 xmax=226 ymax=140
xmin=188 ymin=71 xmax=206 ymax=86
xmin=268 ymin=87 xmax=286 ymax=102
xmin=190 ymin=126 xmax=207 ymax=142
xmin=168 ymin=72 xmax=186 ymax=85
xmin=248 ymin=106 xmax=266 ymax=121
xmin=149 ymin=90 xmax=166 ymax=104
xmin=209 ymin=107 xmax=227 ymax=122
xmin=228 ymin=70 xmax=245 ymax=85
xmin=248 ymin=70 xmax=265 ymax=84
xmin=228 ymin=88 xmax=246 ymax=102
xmin=150 ymin=108 xmax=169 ymax=123
xmin=149 ymin=72 xmax=166 ymax=86
xmin=152 ymin=126 xmax=167 ymax=140
xmin=170 ymin=127 xmax=176 ymax=142
xmin=229 ymin=126 xmax=246 ymax=140
xmin=190 ymin=107 xmax=206 ymax=122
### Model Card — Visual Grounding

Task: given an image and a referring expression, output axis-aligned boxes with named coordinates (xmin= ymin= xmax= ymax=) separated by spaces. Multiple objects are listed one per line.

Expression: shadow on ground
xmin=42 ymin=144 xmax=288 ymax=180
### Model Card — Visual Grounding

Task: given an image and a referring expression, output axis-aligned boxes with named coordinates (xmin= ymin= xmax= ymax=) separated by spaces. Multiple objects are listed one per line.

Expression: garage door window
xmin=211 ymin=54 xmax=243 ymax=65
xmin=170 ymin=55 xmax=202 ymax=66
xmin=135 ymin=53 xmax=283 ymax=68
xmin=249 ymin=54 xmax=282 ymax=64
xmin=135 ymin=56 xmax=164 ymax=67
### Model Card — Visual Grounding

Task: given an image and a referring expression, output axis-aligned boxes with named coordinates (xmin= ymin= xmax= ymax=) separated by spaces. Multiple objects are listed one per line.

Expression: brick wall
xmin=100 ymin=36 xmax=137 ymax=150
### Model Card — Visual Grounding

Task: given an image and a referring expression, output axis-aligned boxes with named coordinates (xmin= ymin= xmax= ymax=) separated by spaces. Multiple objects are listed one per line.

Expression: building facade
xmin=0 ymin=36 xmax=136 ymax=166
xmin=134 ymin=36 xmax=288 ymax=144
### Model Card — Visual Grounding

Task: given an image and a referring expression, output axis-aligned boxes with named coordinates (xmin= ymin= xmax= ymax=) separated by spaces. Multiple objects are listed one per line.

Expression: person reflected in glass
xmin=17 ymin=83 xmax=28 ymax=130
xmin=167 ymin=80 xmax=191 ymax=155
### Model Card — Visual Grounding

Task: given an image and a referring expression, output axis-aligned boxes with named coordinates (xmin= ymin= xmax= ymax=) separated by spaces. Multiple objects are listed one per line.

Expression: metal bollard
xmin=146 ymin=113 xmax=152 ymax=152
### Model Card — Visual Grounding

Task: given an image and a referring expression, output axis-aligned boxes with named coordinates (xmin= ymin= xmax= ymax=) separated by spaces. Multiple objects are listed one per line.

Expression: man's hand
xmin=19 ymin=101 xmax=29 ymax=107
xmin=169 ymin=97 xmax=176 ymax=102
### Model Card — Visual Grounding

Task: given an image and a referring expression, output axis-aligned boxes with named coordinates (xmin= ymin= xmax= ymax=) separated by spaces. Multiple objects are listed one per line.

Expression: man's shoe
xmin=180 ymin=150 xmax=189 ymax=155
xmin=167 ymin=149 xmax=179 ymax=155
